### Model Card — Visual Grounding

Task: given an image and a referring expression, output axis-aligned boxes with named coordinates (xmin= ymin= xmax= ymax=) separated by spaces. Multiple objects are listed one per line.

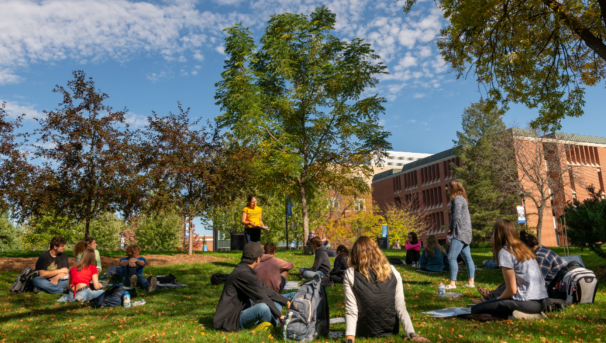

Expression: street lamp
xmin=520 ymin=192 xmax=529 ymax=231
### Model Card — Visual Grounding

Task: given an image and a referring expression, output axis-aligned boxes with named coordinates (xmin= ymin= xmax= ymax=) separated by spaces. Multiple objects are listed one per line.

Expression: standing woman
xmin=242 ymin=195 xmax=264 ymax=244
xmin=343 ymin=236 xmax=429 ymax=342
xmin=446 ymin=180 xmax=475 ymax=289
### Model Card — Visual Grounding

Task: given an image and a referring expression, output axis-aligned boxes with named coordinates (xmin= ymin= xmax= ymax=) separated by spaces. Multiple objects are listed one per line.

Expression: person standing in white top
xmin=343 ymin=236 xmax=429 ymax=342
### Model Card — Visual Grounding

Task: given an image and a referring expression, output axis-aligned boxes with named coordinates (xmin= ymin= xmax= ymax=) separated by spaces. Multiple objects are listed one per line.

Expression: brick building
xmin=372 ymin=130 xmax=606 ymax=247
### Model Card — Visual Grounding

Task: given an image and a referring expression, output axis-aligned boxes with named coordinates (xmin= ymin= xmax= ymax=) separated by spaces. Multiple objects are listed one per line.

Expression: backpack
xmin=10 ymin=268 xmax=39 ymax=293
xmin=548 ymin=262 xmax=598 ymax=304
xmin=282 ymin=275 xmax=329 ymax=342
xmin=148 ymin=274 xmax=177 ymax=284
xmin=388 ymin=257 xmax=404 ymax=265
xmin=210 ymin=273 xmax=229 ymax=285
xmin=90 ymin=284 xmax=137 ymax=308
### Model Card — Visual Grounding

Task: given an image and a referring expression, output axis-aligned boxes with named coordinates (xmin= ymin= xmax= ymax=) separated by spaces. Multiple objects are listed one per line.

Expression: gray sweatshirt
xmin=449 ymin=195 xmax=472 ymax=245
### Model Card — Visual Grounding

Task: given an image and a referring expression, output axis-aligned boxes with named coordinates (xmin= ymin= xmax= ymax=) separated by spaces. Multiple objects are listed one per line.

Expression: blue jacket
xmin=419 ymin=247 xmax=447 ymax=272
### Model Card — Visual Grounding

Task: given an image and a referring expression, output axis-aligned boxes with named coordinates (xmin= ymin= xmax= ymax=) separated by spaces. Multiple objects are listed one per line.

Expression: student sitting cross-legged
xmin=470 ymin=220 xmax=548 ymax=320
xmin=299 ymin=237 xmax=331 ymax=279
xmin=344 ymin=236 xmax=430 ymax=342
xmin=57 ymin=249 xmax=104 ymax=302
xmin=329 ymin=245 xmax=349 ymax=284
xmin=213 ymin=243 xmax=291 ymax=332
xmin=32 ymin=236 xmax=70 ymax=294
xmin=119 ymin=244 xmax=157 ymax=292
xmin=255 ymin=242 xmax=295 ymax=293
xmin=417 ymin=235 xmax=447 ymax=272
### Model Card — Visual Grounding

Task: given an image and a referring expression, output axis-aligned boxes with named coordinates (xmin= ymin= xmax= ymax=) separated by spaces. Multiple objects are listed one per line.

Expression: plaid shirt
xmin=535 ymin=245 xmax=567 ymax=283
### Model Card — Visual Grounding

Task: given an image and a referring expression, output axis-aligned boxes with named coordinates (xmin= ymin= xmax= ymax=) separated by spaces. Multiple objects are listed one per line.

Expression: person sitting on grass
xmin=299 ymin=237 xmax=331 ymax=279
xmin=213 ymin=242 xmax=291 ymax=332
xmin=404 ymin=232 xmax=421 ymax=267
xmin=417 ymin=235 xmax=447 ymax=272
xmin=255 ymin=242 xmax=295 ymax=293
xmin=470 ymin=220 xmax=548 ymax=320
xmin=474 ymin=230 xmax=566 ymax=304
xmin=32 ymin=236 xmax=70 ymax=294
xmin=329 ymin=245 xmax=349 ymax=284
xmin=344 ymin=236 xmax=430 ymax=342
xmin=119 ymin=244 xmax=157 ymax=293
xmin=392 ymin=239 xmax=402 ymax=249
xmin=74 ymin=237 xmax=102 ymax=273
xmin=58 ymin=249 xmax=104 ymax=302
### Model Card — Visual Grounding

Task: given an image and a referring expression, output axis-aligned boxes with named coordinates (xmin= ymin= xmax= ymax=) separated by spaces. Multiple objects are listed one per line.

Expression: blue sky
xmin=1 ymin=0 xmax=604 ymax=235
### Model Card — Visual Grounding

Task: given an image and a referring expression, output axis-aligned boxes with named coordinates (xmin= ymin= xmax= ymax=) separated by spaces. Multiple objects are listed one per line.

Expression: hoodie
xmin=254 ymin=254 xmax=295 ymax=292
xmin=310 ymin=245 xmax=331 ymax=275
xmin=405 ymin=241 xmax=421 ymax=251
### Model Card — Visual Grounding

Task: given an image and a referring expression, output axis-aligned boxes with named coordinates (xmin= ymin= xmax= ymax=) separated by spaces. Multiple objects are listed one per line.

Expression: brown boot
xmin=471 ymin=298 xmax=485 ymax=305
xmin=476 ymin=284 xmax=490 ymax=297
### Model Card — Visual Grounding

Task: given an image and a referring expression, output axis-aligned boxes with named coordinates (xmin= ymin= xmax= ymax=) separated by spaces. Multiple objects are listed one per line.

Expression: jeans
xmin=282 ymin=292 xmax=296 ymax=300
xmin=299 ymin=268 xmax=325 ymax=279
xmin=245 ymin=228 xmax=261 ymax=244
xmin=483 ymin=260 xmax=499 ymax=269
xmin=31 ymin=276 xmax=68 ymax=294
xmin=240 ymin=302 xmax=282 ymax=329
xmin=484 ymin=284 xmax=506 ymax=300
xmin=123 ymin=267 xmax=150 ymax=289
xmin=448 ymin=238 xmax=475 ymax=281
xmin=471 ymin=298 xmax=543 ymax=318
xmin=57 ymin=288 xmax=104 ymax=302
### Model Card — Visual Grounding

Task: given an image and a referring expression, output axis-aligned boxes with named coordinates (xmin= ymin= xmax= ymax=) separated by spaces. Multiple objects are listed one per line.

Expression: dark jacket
xmin=213 ymin=262 xmax=289 ymax=332
xmin=419 ymin=247 xmax=447 ymax=272
xmin=330 ymin=255 xmax=349 ymax=276
xmin=352 ymin=269 xmax=399 ymax=337
xmin=311 ymin=245 xmax=331 ymax=275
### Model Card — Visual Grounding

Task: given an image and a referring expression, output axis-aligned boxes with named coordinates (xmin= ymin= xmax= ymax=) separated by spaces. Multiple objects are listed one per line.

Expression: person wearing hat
xmin=213 ymin=243 xmax=291 ymax=332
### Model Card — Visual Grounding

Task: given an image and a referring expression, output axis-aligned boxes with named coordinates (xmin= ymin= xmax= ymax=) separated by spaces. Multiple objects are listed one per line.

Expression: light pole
xmin=520 ymin=192 xmax=529 ymax=231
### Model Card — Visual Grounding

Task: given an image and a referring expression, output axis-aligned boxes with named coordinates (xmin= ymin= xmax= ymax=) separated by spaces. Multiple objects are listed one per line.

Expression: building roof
xmin=372 ymin=148 xmax=455 ymax=182
xmin=512 ymin=128 xmax=606 ymax=145
xmin=372 ymin=168 xmax=401 ymax=182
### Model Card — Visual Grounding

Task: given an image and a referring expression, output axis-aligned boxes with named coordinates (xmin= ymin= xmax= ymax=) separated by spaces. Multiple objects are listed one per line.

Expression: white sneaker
xmin=445 ymin=284 xmax=456 ymax=290
xmin=511 ymin=311 xmax=548 ymax=320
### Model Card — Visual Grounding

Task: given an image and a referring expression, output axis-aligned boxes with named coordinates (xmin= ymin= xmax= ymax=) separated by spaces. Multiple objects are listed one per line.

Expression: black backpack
xmin=210 ymin=273 xmax=229 ymax=285
xmin=90 ymin=284 xmax=137 ymax=308
xmin=547 ymin=261 xmax=582 ymax=299
xmin=10 ymin=268 xmax=39 ymax=293
xmin=148 ymin=274 xmax=177 ymax=284
xmin=388 ymin=257 xmax=404 ymax=265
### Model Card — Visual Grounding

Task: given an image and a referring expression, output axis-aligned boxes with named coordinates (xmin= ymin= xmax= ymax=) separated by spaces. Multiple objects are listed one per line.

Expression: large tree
xmin=403 ymin=0 xmax=606 ymax=131
xmin=453 ymin=100 xmax=519 ymax=240
xmin=215 ymin=6 xmax=392 ymax=244
xmin=33 ymin=71 xmax=138 ymax=238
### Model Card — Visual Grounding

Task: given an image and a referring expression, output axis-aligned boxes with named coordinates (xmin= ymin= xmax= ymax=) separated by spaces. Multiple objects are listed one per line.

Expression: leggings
xmin=405 ymin=249 xmax=420 ymax=264
xmin=471 ymin=298 xmax=543 ymax=318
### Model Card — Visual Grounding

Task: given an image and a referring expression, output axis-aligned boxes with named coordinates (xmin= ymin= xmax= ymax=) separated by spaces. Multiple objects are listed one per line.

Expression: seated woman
xmin=57 ymin=249 xmax=104 ymax=302
xmin=404 ymin=232 xmax=421 ymax=267
xmin=329 ymin=245 xmax=349 ymax=283
xmin=74 ymin=237 xmax=102 ymax=273
xmin=471 ymin=220 xmax=548 ymax=320
xmin=344 ymin=236 xmax=429 ymax=342
xmin=417 ymin=235 xmax=447 ymax=272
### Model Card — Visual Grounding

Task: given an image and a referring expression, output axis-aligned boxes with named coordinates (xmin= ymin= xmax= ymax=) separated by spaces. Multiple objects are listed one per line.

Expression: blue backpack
xmin=90 ymin=284 xmax=136 ymax=308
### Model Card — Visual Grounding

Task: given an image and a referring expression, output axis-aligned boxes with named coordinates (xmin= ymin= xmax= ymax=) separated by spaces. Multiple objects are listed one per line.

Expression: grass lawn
xmin=0 ymin=247 xmax=604 ymax=343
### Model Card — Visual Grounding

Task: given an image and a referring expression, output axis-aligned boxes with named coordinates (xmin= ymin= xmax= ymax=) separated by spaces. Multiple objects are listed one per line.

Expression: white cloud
xmin=193 ymin=51 xmax=205 ymax=61
xmin=146 ymin=70 xmax=171 ymax=82
xmin=1 ymin=100 xmax=44 ymax=119
xmin=413 ymin=93 xmax=427 ymax=98
xmin=0 ymin=68 xmax=23 ymax=85
xmin=124 ymin=112 xmax=148 ymax=127
xmin=408 ymin=119 xmax=416 ymax=123
xmin=215 ymin=45 xmax=226 ymax=55
xmin=178 ymin=56 xmax=187 ymax=63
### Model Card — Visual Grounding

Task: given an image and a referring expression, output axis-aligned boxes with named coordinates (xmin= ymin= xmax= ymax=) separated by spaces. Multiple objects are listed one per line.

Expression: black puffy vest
xmin=352 ymin=269 xmax=399 ymax=338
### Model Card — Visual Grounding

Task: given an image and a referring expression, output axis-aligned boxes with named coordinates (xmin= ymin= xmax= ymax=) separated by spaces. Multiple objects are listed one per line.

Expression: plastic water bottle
xmin=438 ymin=283 xmax=445 ymax=296
xmin=123 ymin=291 xmax=130 ymax=309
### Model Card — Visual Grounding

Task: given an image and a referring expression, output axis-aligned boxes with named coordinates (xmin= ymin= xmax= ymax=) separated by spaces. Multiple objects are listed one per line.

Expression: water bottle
xmin=438 ymin=283 xmax=445 ymax=296
xmin=123 ymin=291 xmax=130 ymax=309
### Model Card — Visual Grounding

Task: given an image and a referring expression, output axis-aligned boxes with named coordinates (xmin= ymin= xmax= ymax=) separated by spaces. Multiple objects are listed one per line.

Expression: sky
xmin=1 ymin=0 xmax=605 ymax=236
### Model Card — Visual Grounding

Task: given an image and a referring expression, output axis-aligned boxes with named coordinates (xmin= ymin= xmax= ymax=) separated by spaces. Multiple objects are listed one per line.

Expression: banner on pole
xmin=286 ymin=201 xmax=292 ymax=217
xmin=382 ymin=225 xmax=388 ymax=238
xmin=517 ymin=206 xmax=526 ymax=224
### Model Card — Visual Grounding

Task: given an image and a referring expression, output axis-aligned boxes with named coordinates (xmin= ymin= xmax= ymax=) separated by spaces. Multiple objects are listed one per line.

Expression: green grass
xmin=1 ymin=247 xmax=604 ymax=343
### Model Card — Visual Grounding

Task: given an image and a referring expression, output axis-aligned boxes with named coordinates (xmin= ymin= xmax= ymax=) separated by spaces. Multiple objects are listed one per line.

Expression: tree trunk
xmin=85 ymin=217 xmax=90 ymax=239
xmin=300 ymin=183 xmax=309 ymax=247
xmin=536 ymin=204 xmax=544 ymax=246
xmin=188 ymin=217 xmax=193 ymax=256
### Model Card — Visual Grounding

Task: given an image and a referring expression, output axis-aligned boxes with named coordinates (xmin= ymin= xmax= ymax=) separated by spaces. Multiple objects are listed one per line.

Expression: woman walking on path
xmin=242 ymin=195 xmax=265 ymax=244
xmin=446 ymin=180 xmax=475 ymax=289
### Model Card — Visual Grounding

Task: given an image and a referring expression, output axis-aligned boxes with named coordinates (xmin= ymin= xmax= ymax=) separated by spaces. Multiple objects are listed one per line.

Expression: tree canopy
xmin=404 ymin=0 xmax=606 ymax=131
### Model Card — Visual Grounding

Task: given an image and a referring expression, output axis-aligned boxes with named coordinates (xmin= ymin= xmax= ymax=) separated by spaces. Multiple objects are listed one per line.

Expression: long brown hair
xmin=425 ymin=235 xmax=445 ymax=258
xmin=75 ymin=249 xmax=97 ymax=271
xmin=448 ymin=180 xmax=468 ymax=202
xmin=349 ymin=236 xmax=392 ymax=283
xmin=74 ymin=237 xmax=95 ymax=257
xmin=492 ymin=220 xmax=536 ymax=263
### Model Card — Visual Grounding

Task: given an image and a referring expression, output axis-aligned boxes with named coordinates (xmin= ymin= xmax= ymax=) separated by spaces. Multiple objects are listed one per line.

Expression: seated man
xmin=255 ymin=242 xmax=294 ymax=293
xmin=119 ymin=244 xmax=157 ymax=292
xmin=299 ymin=237 xmax=331 ymax=279
xmin=474 ymin=231 xmax=566 ymax=303
xmin=213 ymin=242 xmax=291 ymax=332
xmin=32 ymin=236 xmax=70 ymax=294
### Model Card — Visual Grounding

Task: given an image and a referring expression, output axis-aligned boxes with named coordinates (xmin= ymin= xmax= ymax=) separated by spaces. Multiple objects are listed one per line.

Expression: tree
xmin=33 ymin=71 xmax=138 ymax=238
xmin=564 ymin=186 xmax=606 ymax=259
xmin=403 ymin=0 xmax=606 ymax=131
xmin=22 ymin=212 xmax=81 ymax=250
xmin=0 ymin=212 xmax=22 ymax=250
xmin=140 ymin=104 xmax=256 ymax=255
xmin=81 ymin=212 xmax=127 ymax=251
xmin=453 ymin=100 xmax=519 ymax=240
xmin=133 ymin=212 xmax=183 ymax=251
xmin=215 ymin=6 xmax=392 ymax=244
xmin=513 ymin=128 xmax=580 ymax=244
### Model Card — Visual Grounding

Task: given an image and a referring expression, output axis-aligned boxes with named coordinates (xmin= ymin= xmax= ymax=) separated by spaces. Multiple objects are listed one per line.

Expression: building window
xmin=353 ymin=199 xmax=366 ymax=211
xmin=387 ymin=162 xmax=393 ymax=166
xmin=329 ymin=199 xmax=340 ymax=211
xmin=397 ymin=163 xmax=403 ymax=166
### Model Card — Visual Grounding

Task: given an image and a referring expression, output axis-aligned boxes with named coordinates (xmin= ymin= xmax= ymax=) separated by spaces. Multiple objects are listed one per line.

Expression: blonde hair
xmin=449 ymin=180 xmax=468 ymax=202
xmin=349 ymin=236 xmax=392 ymax=283
xmin=425 ymin=235 xmax=445 ymax=258
xmin=492 ymin=220 xmax=536 ymax=263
